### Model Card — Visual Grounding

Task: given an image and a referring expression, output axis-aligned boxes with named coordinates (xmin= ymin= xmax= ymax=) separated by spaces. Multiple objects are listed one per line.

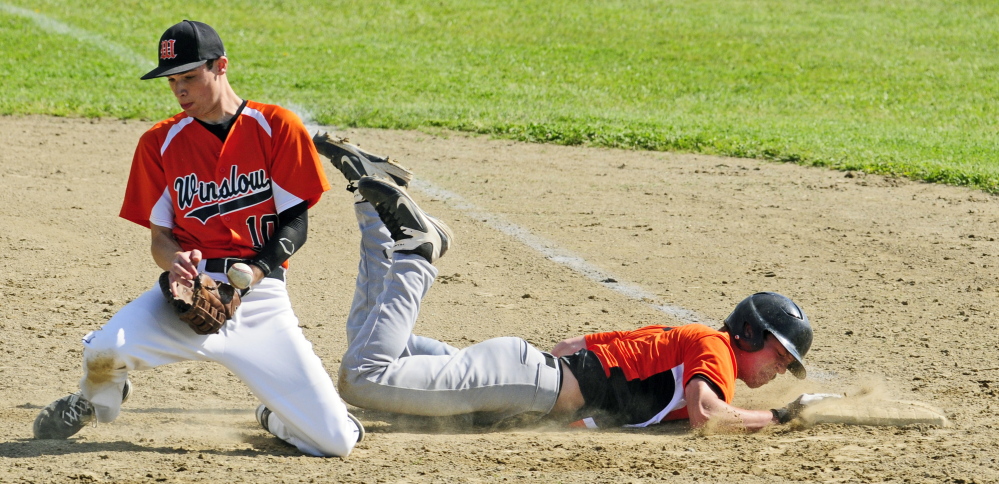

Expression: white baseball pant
xmin=79 ymin=266 xmax=357 ymax=457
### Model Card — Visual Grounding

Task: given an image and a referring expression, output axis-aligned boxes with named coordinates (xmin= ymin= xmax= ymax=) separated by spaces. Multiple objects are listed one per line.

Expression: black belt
xmin=203 ymin=258 xmax=285 ymax=282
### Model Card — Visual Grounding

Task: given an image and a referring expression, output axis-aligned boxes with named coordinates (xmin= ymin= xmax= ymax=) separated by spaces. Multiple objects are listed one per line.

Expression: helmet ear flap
xmin=735 ymin=321 xmax=766 ymax=352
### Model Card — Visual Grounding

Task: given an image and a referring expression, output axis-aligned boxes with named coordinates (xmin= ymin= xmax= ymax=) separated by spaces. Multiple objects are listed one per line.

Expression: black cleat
xmin=312 ymin=131 xmax=413 ymax=197
xmin=256 ymin=404 xmax=365 ymax=443
xmin=346 ymin=412 xmax=365 ymax=443
xmin=255 ymin=404 xmax=273 ymax=432
xmin=33 ymin=379 xmax=131 ymax=439
xmin=356 ymin=176 xmax=453 ymax=263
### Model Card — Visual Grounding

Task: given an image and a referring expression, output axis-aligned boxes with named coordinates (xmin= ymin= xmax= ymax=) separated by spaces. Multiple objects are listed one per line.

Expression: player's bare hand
xmin=168 ymin=249 xmax=203 ymax=292
xmin=551 ymin=335 xmax=586 ymax=357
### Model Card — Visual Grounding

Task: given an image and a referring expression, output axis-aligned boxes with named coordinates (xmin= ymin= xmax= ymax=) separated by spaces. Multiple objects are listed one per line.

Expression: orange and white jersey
xmin=582 ymin=324 xmax=737 ymax=426
xmin=119 ymin=101 xmax=330 ymax=261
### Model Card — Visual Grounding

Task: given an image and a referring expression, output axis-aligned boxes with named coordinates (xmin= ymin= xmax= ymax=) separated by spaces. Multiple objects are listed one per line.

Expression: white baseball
xmin=227 ymin=262 xmax=254 ymax=290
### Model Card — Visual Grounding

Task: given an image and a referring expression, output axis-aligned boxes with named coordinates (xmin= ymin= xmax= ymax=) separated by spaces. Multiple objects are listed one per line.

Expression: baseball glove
xmin=159 ymin=272 xmax=241 ymax=335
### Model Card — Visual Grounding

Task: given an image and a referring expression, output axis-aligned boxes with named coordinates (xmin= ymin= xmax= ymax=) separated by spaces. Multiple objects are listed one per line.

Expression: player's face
xmin=737 ymin=334 xmax=795 ymax=388
xmin=166 ymin=63 xmax=222 ymax=121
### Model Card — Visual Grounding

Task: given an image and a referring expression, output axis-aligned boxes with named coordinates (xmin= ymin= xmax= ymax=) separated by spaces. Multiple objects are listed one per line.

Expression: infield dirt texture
xmin=2 ymin=115 xmax=997 ymax=483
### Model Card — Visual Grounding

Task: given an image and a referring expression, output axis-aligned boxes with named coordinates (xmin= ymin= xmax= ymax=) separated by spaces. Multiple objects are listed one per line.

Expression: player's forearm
xmin=687 ymin=398 xmax=777 ymax=431
xmin=150 ymin=224 xmax=184 ymax=271
xmin=716 ymin=407 xmax=778 ymax=431
xmin=684 ymin=378 xmax=777 ymax=431
xmin=249 ymin=202 xmax=308 ymax=276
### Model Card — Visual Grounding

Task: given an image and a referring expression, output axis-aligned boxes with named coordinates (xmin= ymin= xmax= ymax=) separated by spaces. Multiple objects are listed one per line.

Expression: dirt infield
xmin=2 ymin=115 xmax=997 ymax=483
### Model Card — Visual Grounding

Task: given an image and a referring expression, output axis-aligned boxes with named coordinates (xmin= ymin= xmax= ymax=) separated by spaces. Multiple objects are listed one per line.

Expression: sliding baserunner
xmin=315 ymin=133 xmax=828 ymax=430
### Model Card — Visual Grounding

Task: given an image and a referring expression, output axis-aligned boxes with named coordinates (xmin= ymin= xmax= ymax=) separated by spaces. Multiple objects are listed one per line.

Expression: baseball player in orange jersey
xmin=32 ymin=20 xmax=362 ymax=457
xmin=315 ymin=136 xmax=834 ymax=430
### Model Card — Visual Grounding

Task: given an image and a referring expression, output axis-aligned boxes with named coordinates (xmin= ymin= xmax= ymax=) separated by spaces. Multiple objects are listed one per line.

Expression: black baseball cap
xmin=140 ymin=20 xmax=225 ymax=80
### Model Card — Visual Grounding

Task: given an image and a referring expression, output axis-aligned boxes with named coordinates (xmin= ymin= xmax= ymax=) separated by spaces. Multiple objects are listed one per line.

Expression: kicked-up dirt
xmin=1 ymin=115 xmax=996 ymax=483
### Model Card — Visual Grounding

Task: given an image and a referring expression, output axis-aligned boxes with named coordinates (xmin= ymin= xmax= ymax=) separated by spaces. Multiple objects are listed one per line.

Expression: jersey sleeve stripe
xmin=161 ymin=117 xmax=196 ymax=156
xmin=272 ymin=180 xmax=305 ymax=214
xmin=242 ymin=107 xmax=272 ymax=137
xmin=149 ymin=186 xmax=175 ymax=228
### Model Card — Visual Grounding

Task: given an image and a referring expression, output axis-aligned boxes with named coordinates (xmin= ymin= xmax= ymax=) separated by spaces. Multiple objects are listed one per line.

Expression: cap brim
xmin=140 ymin=60 xmax=207 ymax=80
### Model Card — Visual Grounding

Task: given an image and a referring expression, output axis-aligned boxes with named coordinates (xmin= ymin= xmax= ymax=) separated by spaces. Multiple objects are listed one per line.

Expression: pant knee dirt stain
xmin=84 ymin=354 xmax=118 ymax=385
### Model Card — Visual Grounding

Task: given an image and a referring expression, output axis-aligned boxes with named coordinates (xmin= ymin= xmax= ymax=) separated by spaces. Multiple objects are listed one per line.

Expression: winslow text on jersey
xmin=175 ymin=166 xmax=272 ymax=223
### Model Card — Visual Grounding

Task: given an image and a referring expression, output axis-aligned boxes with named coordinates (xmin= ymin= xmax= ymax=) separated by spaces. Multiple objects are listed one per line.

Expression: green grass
xmin=3 ymin=1 xmax=999 ymax=191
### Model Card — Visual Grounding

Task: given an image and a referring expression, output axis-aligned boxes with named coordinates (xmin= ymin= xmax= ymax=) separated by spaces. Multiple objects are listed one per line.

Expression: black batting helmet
xmin=723 ymin=292 xmax=813 ymax=379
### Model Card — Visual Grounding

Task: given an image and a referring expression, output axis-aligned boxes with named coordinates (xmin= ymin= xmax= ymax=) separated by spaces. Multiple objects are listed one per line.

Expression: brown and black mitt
xmin=159 ymin=272 xmax=241 ymax=335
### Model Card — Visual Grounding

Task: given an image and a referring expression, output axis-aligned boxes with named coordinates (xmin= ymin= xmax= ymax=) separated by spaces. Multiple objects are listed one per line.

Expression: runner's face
xmin=738 ymin=334 xmax=795 ymax=388
xmin=166 ymin=63 xmax=221 ymax=120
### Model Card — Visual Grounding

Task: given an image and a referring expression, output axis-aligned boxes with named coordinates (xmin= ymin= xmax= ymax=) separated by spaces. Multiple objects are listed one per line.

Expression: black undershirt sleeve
xmin=250 ymin=201 xmax=308 ymax=276
xmin=688 ymin=374 xmax=726 ymax=401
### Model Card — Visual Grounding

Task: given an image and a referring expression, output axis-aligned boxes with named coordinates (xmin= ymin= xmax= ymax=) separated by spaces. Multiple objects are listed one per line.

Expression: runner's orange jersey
xmin=584 ymin=324 xmax=737 ymax=422
xmin=119 ymin=101 xmax=330 ymax=262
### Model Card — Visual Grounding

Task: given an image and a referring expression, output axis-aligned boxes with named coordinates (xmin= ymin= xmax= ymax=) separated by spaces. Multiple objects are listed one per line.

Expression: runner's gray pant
xmin=338 ymin=202 xmax=561 ymax=419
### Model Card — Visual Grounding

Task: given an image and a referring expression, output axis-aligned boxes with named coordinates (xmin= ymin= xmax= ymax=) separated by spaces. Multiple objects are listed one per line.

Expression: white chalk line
xmin=1 ymin=3 xmax=154 ymax=69
xmin=407 ymin=178 xmax=709 ymax=325
xmin=2 ymin=6 xmax=706 ymax=324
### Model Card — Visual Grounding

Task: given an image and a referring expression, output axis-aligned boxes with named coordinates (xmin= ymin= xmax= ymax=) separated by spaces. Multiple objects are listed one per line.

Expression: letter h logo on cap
xmin=141 ymin=20 xmax=225 ymax=80
xmin=160 ymin=39 xmax=177 ymax=60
